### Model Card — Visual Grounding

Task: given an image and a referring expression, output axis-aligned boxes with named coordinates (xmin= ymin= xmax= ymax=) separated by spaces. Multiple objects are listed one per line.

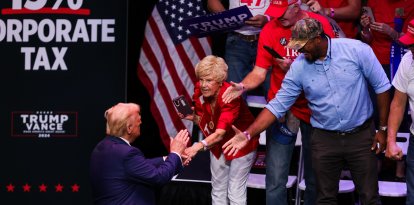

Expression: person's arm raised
xmin=222 ymin=66 xmax=267 ymax=103
xmin=223 ymin=108 xmax=277 ymax=156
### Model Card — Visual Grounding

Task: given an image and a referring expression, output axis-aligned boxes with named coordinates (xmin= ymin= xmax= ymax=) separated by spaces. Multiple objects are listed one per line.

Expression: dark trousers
xmin=311 ymin=121 xmax=379 ymax=205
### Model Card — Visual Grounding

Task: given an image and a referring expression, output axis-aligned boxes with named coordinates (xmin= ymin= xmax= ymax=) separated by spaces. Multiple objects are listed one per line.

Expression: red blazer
xmin=193 ymin=82 xmax=259 ymax=160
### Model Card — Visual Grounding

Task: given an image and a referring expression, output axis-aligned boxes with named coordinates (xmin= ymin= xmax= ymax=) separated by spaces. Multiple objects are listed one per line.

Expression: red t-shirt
xmin=255 ymin=12 xmax=335 ymax=123
xmin=318 ymin=0 xmax=358 ymax=38
xmin=193 ymin=82 xmax=259 ymax=160
xmin=367 ymin=0 xmax=414 ymax=64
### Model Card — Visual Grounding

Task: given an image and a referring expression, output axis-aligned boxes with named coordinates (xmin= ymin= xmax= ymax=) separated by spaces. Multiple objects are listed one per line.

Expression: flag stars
xmin=6 ymin=183 xmax=15 ymax=192
xmin=39 ymin=183 xmax=47 ymax=192
xmin=22 ymin=183 xmax=31 ymax=192
xmin=156 ymin=0 xmax=208 ymax=44
xmin=55 ymin=183 xmax=64 ymax=192
xmin=186 ymin=29 xmax=191 ymax=34
xmin=71 ymin=184 xmax=80 ymax=192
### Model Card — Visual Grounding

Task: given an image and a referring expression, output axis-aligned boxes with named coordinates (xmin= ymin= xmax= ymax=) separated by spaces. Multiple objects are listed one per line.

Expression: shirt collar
xmin=326 ymin=35 xmax=332 ymax=59
xmin=314 ymin=35 xmax=332 ymax=66
xmin=119 ymin=137 xmax=131 ymax=146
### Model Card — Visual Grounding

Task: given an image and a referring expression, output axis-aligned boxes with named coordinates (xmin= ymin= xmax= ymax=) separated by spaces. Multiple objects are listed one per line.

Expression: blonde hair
xmin=105 ymin=103 xmax=140 ymax=137
xmin=195 ymin=55 xmax=228 ymax=83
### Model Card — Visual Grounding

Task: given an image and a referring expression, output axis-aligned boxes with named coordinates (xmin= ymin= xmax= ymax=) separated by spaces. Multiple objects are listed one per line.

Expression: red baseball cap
xmin=399 ymin=19 xmax=414 ymax=46
xmin=265 ymin=0 xmax=299 ymax=18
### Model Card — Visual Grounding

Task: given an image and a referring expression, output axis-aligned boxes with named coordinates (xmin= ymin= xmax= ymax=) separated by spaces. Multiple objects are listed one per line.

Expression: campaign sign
xmin=0 ymin=0 xmax=127 ymax=204
xmin=183 ymin=5 xmax=253 ymax=37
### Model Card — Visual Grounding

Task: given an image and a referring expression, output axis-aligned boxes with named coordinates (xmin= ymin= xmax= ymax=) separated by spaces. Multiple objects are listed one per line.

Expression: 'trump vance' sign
xmin=183 ymin=6 xmax=252 ymax=37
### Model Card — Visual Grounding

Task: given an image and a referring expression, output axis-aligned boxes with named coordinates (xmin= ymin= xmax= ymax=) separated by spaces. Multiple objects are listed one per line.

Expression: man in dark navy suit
xmin=90 ymin=103 xmax=189 ymax=205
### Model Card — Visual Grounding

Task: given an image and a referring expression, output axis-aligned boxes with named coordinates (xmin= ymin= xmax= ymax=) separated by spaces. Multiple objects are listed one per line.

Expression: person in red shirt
xmin=360 ymin=0 xmax=414 ymax=187
xmin=178 ymin=55 xmax=258 ymax=205
xmin=360 ymin=0 xmax=414 ymax=77
xmin=303 ymin=0 xmax=361 ymax=38
xmin=222 ymin=0 xmax=335 ymax=204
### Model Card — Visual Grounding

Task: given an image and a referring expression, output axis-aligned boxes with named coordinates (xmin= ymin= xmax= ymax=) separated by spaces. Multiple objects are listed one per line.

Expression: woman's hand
xmin=184 ymin=143 xmax=202 ymax=159
xmin=177 ymin=107 xmax=198 ymax=122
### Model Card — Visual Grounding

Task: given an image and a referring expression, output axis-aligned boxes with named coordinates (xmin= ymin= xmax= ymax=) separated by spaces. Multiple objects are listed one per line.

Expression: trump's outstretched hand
xmin=170 ymin=129 xmax=190 ymax=156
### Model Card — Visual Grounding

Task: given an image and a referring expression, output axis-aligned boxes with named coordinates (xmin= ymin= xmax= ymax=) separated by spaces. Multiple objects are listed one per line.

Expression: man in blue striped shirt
xmin=223 ymin=18 xmax=391 ymax=204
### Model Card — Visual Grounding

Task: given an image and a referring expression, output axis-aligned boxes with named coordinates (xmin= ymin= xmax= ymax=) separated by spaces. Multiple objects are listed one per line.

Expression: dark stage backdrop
xmin=0 ymin=0 xmax=127 ymax=204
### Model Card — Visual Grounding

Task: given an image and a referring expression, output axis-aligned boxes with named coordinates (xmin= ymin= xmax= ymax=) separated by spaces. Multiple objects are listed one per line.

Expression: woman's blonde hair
xmin=195 ymin=55 xmax=228 ymax=83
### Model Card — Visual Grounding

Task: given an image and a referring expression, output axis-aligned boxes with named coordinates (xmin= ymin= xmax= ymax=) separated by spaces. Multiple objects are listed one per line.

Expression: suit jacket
xmin=90 ymin=136 xmax=182 ymax=205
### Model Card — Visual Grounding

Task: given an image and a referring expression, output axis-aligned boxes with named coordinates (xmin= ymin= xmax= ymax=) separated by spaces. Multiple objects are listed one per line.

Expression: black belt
xmin=233 ymin=32 xmax=259 ymax=42
xmin=317 ymin=118 xmax=372 ymax=136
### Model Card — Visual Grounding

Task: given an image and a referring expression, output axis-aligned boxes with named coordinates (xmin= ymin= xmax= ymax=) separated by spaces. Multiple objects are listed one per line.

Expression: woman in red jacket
xmin=178 ymin=55 xmax=258 ymax=205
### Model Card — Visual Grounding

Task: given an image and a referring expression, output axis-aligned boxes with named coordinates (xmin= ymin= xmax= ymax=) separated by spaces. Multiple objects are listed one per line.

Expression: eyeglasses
xmin=298 ymin=37 xmax=317 ymax=53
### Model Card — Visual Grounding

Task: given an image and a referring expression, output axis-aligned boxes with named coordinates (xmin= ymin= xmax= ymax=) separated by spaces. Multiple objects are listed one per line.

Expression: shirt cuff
xmin=265 ymin=103 xmax=283 ymax=119
xmin=170 ymin=151 xmax=182 ymax=163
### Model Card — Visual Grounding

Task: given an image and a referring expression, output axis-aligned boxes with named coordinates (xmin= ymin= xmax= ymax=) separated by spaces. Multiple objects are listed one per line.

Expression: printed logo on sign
xmin=0 ymin=0 xmax=116 ymax=71
xmin=11 ymin=111 xmax=78 ymax=138
xmin=240 ymin=0 xmax=266 ymax=9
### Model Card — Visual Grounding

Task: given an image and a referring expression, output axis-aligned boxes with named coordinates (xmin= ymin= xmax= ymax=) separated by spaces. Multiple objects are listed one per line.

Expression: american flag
xmin=138 ymin=0 xmax=211 ymax=149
